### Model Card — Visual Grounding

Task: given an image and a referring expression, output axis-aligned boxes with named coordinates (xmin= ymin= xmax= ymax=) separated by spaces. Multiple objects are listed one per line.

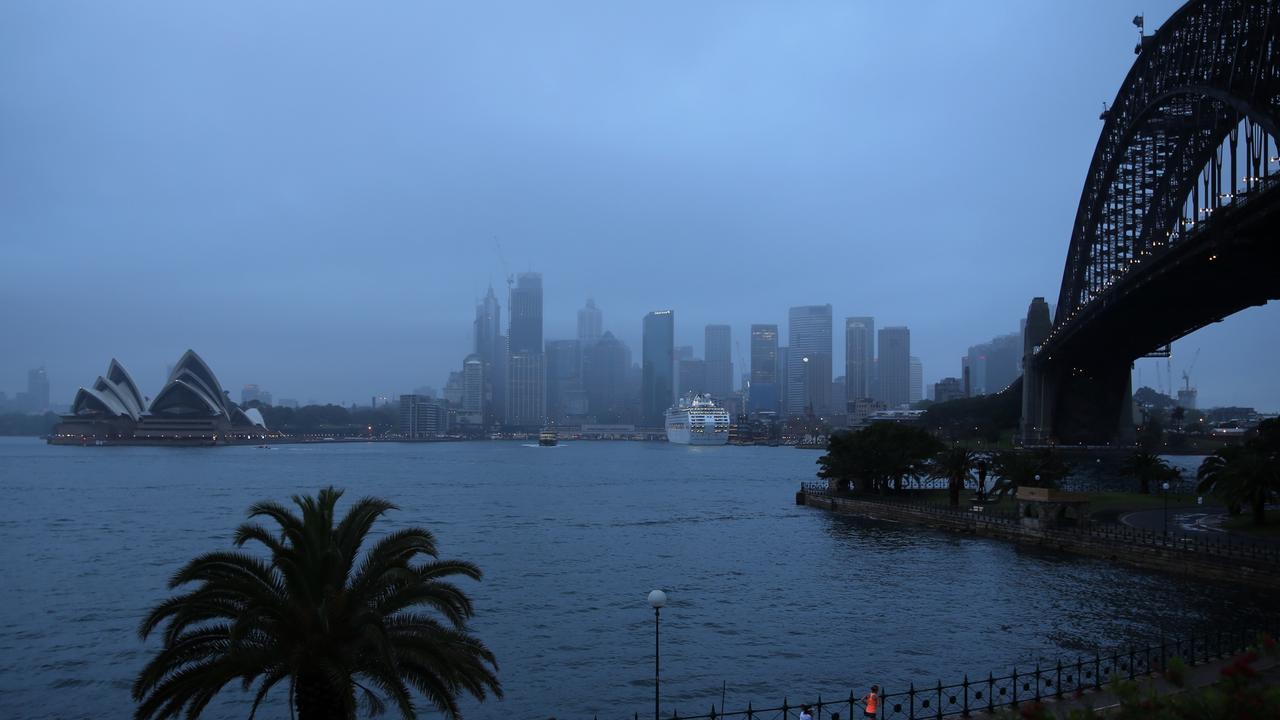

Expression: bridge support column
xmin=1019 ymin=298 xmax=1054 ymax=445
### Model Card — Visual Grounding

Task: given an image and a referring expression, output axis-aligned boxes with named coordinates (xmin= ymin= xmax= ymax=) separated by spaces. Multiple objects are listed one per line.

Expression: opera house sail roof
xmin=56 ymin=350 xmax=272 ymax=445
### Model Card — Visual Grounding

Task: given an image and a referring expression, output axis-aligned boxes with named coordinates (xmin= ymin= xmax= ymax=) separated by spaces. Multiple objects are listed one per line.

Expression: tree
xmin=133 ymin=488 xmax=501 ymax=720
xmin=1196 ymin=420 xmax=1280 ymax=526
xmin=817 ymin=423 xmax=942 ymax=493
xmin=930 ymin=446 xmax=977 ymax=507
xmin=1120 ymin=450 xmax=1180 ymax=495
xmin=991 ymin=448 xmax=1071 ymax=490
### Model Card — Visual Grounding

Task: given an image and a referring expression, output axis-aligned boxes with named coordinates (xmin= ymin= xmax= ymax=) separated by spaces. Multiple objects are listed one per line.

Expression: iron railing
xmin=619 ymin=624 xmax=1277 ymax=720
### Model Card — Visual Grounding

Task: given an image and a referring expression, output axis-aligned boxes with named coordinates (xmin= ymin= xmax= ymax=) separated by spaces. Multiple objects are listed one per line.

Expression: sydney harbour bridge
xmin=1019 ymin=0 xmax=1280 ymax=446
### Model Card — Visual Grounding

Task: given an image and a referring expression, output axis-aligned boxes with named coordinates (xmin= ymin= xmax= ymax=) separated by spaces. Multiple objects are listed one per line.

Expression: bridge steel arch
xmin=1022 ymin=0 xmax=1280 ymax=446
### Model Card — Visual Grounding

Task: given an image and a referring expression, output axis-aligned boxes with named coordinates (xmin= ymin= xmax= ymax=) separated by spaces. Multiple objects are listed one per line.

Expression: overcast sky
xmin=2 ymin=0 xmax=1274 ymax=410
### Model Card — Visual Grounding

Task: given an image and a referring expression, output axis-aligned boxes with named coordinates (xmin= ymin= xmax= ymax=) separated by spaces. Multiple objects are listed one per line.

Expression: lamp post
xmin=1162 ymin=481 xmax=1171 ymax=540
xmin=648 ymin=589 xmax=667 ymax=720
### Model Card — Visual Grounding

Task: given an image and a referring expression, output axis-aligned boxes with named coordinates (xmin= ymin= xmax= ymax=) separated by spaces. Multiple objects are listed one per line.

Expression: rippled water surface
xmin=0 ymin=437 xmax=1269 ymax=719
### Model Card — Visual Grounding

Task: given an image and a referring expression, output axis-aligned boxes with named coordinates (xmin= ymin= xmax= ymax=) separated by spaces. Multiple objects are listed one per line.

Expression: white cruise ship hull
xmin=665 ymin=395 xmax=731 ymax=445
xmin=666 ymin=426 xmax=729 ymax=445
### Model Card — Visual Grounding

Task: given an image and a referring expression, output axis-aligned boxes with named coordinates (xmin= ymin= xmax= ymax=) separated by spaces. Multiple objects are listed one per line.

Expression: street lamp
xmin=1162 ymin=481 xmax=1171 ymax=540
xmin=648 ymin=589 xmax=667 ymax=720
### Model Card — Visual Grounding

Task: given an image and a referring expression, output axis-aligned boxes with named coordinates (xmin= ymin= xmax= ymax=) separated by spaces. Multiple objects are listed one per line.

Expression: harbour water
xmin=0 ymin=437 xmax=1268 ymax=719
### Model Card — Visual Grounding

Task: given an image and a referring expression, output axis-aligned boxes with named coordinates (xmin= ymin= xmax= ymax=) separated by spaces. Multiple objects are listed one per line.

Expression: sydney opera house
xmin=49 ymin=350 xmax=274 ymax=445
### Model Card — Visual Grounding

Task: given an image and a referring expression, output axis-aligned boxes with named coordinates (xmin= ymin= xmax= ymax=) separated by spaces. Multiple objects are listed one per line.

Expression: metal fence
xmin=621 ymin=625 xmax=1277 ymax=720
xmin=799 ymin=483 xmax=1280 ymax=565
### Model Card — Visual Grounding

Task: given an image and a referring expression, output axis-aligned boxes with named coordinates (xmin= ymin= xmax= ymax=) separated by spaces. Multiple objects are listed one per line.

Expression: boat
xmin=538 ymin=427 xmax=558 ymax=446
xmin=665 ymin=393 xmax=731 ymax=445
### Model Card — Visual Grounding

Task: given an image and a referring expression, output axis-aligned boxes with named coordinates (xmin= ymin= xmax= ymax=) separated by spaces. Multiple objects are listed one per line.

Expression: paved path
xmin=1120 ymin=506 xmax=1280 ymax=547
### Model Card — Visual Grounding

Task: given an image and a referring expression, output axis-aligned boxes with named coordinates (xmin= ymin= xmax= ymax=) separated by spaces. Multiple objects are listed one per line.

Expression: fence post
xmin=1055 ymin=659 xmax=1062 ymax=698
xmin=1011 ymin=669 xmax=1018 ymax=706
xmin=987 ymin=672 xmax=994 ymax=714
xmin=746 ymin=701 xmax=753 ymax=720
xmin=936 ymin=680 xmax=943 ymax=720
xmin=1128 ymin=646 xmax=1136 ymax=680
xmin=848 ymin=690 xmax=856 ymax=720
xmin=908 ymin=682 xmax=916 ymax=720
xmin=1094 ymin=651 xmax=1102 ymax=691
xmin=782 ymin=696 xmax=788 ymax=720
xmin=1034 ymin=665 xmax=1041 ymax=702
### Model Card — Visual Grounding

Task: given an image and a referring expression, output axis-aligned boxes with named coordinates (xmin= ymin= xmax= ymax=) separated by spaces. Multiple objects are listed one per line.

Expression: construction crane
xmin=1182 ymin=348 xmax=1200 ymax=392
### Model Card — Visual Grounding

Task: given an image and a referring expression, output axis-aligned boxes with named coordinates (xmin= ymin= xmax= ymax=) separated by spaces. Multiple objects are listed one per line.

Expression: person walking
xmin=799 ymin=704 xmax=813 ymax=720
xmin=862 ymin=686 xmax=878 ymax=719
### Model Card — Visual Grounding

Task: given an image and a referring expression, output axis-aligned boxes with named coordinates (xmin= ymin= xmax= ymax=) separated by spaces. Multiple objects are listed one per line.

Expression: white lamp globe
xmin=648 ymin=589 xmax=667 ymax=609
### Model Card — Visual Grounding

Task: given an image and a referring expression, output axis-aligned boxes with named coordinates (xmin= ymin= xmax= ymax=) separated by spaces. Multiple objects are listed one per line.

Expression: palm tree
xmin=1120 ymin=449 xmax=1180 ymax=495
xmin=930 ymin=446 xmax=976 ymax=507
xmin=133 ymin=487 xmax=501 ymax=720
xmin=1197 ymin=446 xmax=1279 ymax=526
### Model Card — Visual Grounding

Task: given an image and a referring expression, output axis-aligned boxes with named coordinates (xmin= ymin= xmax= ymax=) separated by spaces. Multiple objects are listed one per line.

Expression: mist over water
xmin=0 ymin=438 xmax=1266 ymax=719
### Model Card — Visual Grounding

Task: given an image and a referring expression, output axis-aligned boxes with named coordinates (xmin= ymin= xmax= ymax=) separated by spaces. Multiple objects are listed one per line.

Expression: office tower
xmin=241 ymin=384 xmax=261 ymax=404
xmin=878 ymin=326 xmax=911 ymax=409
xmin=474 ymin=285 xmax=503 ymax=426
xmin=909 ymin=356 xmax=923 ymax=404
xmin=675 ymin=345 xmax=694 ymax=360
xmin=934 ymin=377 xmax=964 ymax=404
xmin=705 ymin=324 xmax=732 ymax=399
xmin=787 ymin=305 xmax=832 ymax=415
xmin=832 ymin=376 xmax=847 ymax=413
xmin=641 ymin=310 xmax=675 ymax=426
xmin=461 ymin=354 xmax=485 ymax=424
xmin=27 ymin=367 xmax=50 ymax=413
xmin=506 ymin=273 xmax=546 ymax=428
xmin=678 ymin=359 xmax=707 ymax=397
xmin=578 ymin=298 xmax=603 ymax=347
xmin=399 ymin=394 xmax=448 ymax=437
xmin=844 ymin=316 xmax=875 ymax=405
xmin=749 ymin=324 xmax=779 ymax=413
xmin=777 ymin=346 xmax=789 ymax=413
xmin=584 ymin=331 xmax=629 ymax=422
xmin=546 ymin=339 xmax=582 ymax=423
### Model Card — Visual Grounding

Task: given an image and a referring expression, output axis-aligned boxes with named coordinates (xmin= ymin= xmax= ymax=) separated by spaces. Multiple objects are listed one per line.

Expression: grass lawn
xmin=1221 ymin=510 xmax=1280 ymax=537
xmin=894 ymin=488 xmax=1204 ymax=523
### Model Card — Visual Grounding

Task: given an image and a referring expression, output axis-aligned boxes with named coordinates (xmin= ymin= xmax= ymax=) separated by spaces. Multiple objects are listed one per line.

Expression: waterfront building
xmin=25 ymin=367 xmax=50 ymax=413
xmin=241 ymin=384 xmax=273 ymax=406
xmin=583 ymin=331 xmax=629 ymax=423
xmin=749 ymin=324 xmax=779 ymax=413
xmin=474 ymin=285 xmax=503 ymax=425
xmin=506 ymin=272 xmax=545 ymax=429
xmin=844 ymin=316 xmax=875 ymax=405
xmin=934 ymin=377 xmax=964 ymax=404
xmin=51 ymin=351 xmax=269 ymax=444
xmin=277 ymin=398 xmax=300 ymax=409
xmin=787 ymin=305 xmax=832 ymax=415
xmin=847 ymin=398 xmax=888 ymax=428
xmin=832 ymin=376 xmax=847 ymax=413
xmin=577 ymin=298 xmax=602 ymax=348
xmin=641 ymin=310 xmax=675 ymax=427
xmin=909 ymin=356 xmax=923 ymax=405
xmin=878 ymin=326 xmax=911 ymax=409
xmin=705 ymin=324 xmax=733 ymax=399
xmin=399 ymin=394 xmax=448 ymax=437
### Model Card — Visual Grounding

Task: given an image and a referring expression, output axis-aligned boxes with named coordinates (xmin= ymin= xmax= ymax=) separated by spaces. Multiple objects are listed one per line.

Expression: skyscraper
xmin=678 ymin=359 xmax=707 ymax=397
xmin=787 ymin=305 xmax=832 ymax=415
xmin=27 ymin=367 xmax=49 ymax=413
xmin=909 ymin=356 xmax=923 ymax=405
xmin=583 ymin=331 xmax=628 ymax=422
xmin=461 ymin=354 xmax=485 ymax=426
xmin=878 ymin=326 xmax=911 ymax=409
xmin=474 ymin=285 xmax=503 ymax=426
xmin=545 ymin=339 xmax=582 ymax=423
xmin=577 ymin=298 xmax=602 ymax=347
xmin=641 ymin=310 xmax=675 ymax=426
xmin=749 ymin=324 xmax=779 ymax=413
xmin=506 ymin=273 xmax=545 ymax=428
xmin=704 ymin=324 xmax=732 ymax=399
xmin=844 ymin=316 xmax=875 ymax=405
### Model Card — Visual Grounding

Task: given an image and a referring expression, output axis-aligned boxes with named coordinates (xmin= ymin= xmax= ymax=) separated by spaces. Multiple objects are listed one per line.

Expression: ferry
xmin=538 ymin=427 xmax=558 ymax=447
xmin=664 ymin=394 xmax=731 ymax=445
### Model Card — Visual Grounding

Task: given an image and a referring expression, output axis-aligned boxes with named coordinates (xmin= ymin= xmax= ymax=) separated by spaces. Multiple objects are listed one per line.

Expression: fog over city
xmin=2 ymin=0 xmax=1274 ymax=410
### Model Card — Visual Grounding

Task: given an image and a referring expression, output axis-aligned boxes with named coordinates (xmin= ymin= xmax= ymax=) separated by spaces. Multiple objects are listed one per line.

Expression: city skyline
xmin=3 ymin=0 xmax=1276 ymax=411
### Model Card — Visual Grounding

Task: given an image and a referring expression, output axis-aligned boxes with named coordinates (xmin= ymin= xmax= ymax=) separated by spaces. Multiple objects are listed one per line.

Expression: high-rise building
xmin=777 ymin=346 xmax=790 ymax=413
xmin=704 ymin=324 xmax=732 ymax=399
xmin=577 ymin=298 xmax=602 ymax=348
xmin=787 ymin=305 xmax=832 ymax=415
xmin=545 ymin=339 xmax=582 ymax=423
xmin=584 ymin=331 xmax=629 ymax=423
xmin=27 ymin=367 xmax=50 ymax=413
xmin=844 ymin=316 xmax=875 ymax=405
xmin=934 ymin=377 xmax=964 ymax=404
xmin=506 ymin=273 xmax=546 ymax=429
xmin=461 ymin=354 xmax=485 ymax=425
xmin=678 ymin=359 xmax=707 ymax=397
xmin=909 ymin=356 xmax=923 ymax=405
xmin=241 ymin=384 xmax=262 ymax=404
xmin=474 ymin=285 xmax=503 ymax=426
xmin=400 ymin=394 xmax=448 ymax=437
xmin=878 ymin=327 xmax=911 ymax=409
xmin=749 ymin=324 xmax=779 ymax=413
xmin=641 ymin=310 xmax=675 ymax=426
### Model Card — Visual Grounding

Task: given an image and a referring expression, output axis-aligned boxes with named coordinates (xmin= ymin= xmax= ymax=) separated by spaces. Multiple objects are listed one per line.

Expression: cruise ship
xmin=664 ymin=394 xmax=731 ymax=445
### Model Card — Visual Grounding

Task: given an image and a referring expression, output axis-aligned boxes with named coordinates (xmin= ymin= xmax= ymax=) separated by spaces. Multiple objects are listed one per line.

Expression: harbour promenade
xmin=797 ymin=483 xmax=1280 ymax=590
